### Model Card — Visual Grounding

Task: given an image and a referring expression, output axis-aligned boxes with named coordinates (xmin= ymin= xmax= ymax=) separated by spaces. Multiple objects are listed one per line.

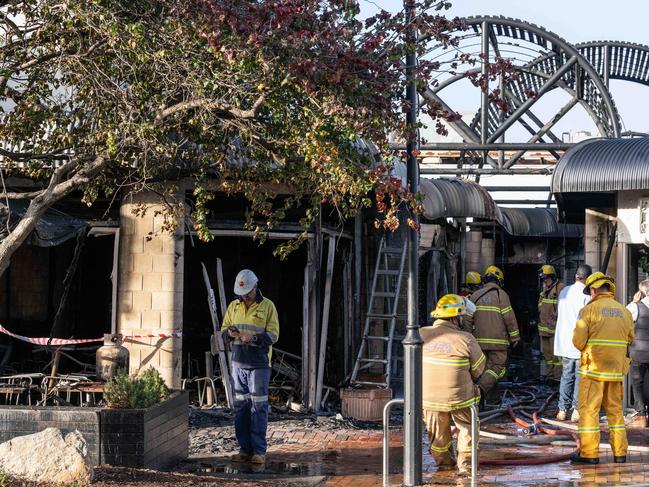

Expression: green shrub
xmin=104 ymin=368 xmax=170 ymax=409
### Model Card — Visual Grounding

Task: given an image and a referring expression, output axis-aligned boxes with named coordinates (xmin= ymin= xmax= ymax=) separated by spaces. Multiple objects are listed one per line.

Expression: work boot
xmin=250 ymin=454 xmax=266 ymax=464
xmin=231 ymin=452 xmax=251 ymax=463
xmin=570 ymin=409 xmax=580 ymax=423
xmin=556 ymin=410 xmax=567 ymax=421
xmin=614 ymin=456 xmax=627 ymax=463
xmin=570 ymin=453 xmax=599 ymax=464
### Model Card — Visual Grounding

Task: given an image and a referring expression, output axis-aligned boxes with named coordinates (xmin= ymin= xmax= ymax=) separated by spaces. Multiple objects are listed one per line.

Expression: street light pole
xmin=402 ymin=1 xmax=422 ymax=486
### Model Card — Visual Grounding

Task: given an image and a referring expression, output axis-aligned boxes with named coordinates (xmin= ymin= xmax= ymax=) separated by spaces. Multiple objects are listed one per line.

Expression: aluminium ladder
xmin=350 ymin=237 xmax=407 ymax=388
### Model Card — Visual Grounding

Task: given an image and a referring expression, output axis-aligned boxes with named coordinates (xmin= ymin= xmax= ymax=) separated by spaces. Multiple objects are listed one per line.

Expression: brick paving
xmin=188 ymin=419 xmax=649 ymax=486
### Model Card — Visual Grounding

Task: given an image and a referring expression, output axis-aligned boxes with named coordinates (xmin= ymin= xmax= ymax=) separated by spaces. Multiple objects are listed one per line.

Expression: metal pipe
xmin=382 ymin=398 xmax=404 ymax=487
xmin=404 ymin=1 xmax=422 ymax=484
xmin=392 ymin=142 xmax=572 ymax=151
xmin=421 ymin=167 xmax=553 ymax=176
xmin=470 ymin=404 xmax=479 ymax=484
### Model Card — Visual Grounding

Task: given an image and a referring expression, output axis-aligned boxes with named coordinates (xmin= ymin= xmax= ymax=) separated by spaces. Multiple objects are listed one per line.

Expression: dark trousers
xmin=630 ymin=361 xmax=649 ymax=415
xmin=232 ymin=367 xmax=272 ymax=455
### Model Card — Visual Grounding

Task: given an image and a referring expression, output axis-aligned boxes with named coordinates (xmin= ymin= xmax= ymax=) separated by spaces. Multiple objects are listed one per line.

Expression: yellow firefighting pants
xmin=477 ymin=350 xmax=507 ymax=395
xmin=577 ymin=376 xmax=627 ymax=459
xmin=424 ymin=407 xmax=477 ymax=470
xmin=541 ymin=335 xmax=562 ymax=381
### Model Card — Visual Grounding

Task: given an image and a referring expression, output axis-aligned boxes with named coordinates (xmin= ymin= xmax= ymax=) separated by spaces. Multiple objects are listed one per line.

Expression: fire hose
xmin=478 ymin=396 xmax=580 ymax=466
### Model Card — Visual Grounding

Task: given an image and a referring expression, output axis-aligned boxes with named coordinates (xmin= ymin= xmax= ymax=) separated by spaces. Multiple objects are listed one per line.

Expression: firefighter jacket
xmin=422 ymin=319 xmax=486 ymax=411
xmin=538 ymin=281 xmax=566 ymax=336
xmin=221 ymin=290 xmax=280 ymax=369
xmin=464 ymin=282 xmax=520 ymax=350
xmin=573 ymin=292 xmax=634 ymax=381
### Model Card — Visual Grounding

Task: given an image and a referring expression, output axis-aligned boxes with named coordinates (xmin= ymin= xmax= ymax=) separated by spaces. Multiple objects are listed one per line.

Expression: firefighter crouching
xmin=538 ymin=264 xmax=565 ymax=382
xmin=571 ymin=272 xmax=634 ymax=464
xmin=464 ymin=266 xmax=519 ymax=398
xmin=422 ymin=294 xmax=486 ymax=473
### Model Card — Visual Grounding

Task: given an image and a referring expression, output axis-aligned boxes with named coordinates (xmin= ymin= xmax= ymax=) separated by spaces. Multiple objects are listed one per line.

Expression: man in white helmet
xmin=221 ymin=269 xmax=280 ymax=465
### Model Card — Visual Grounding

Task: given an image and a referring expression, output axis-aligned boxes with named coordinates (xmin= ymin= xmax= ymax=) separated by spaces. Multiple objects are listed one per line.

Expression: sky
xmin=359 ymin=0 xmax=649 ymax=135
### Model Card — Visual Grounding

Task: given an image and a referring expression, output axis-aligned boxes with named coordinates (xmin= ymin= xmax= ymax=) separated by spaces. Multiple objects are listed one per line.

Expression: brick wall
xmin=0 ymin=407 xmax=101 ymax=465
xmin=117 ymin=190 xmax=184 ymax=389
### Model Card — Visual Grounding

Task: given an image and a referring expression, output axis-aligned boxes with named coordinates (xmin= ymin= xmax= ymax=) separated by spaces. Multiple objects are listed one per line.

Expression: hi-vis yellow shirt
xmin=222 ymin=293 xmax=280 ymax=368
xmin=573 ymin=292 xmax=634 ymax=381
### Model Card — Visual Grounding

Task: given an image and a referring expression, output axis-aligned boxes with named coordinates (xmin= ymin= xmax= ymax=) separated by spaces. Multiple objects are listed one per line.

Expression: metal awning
xmin=500 ymin=208 xmax=583 ymax=237
xmin=420 ymin=177 xmax=505 ymax=224
xmin=551 ymin=137 xmax=649 ymax=221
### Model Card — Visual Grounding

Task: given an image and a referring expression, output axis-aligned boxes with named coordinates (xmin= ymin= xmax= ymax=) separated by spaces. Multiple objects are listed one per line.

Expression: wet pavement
xmin=183 ymin=408 xmax=649 ymax=486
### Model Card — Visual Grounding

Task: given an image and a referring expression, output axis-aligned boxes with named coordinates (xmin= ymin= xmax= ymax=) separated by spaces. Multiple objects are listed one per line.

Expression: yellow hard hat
xmin=431 ymin=294 xmax=467 ymax=319
xmin=539 ymin=264 xmax=557 ymax=278
xmin=583 ymin=272 xmax=616 ymax=295
xmin=466 ymin=271 xmax=482 ymax=285
xmin=484 ymin=265 xmax=504 ymax=281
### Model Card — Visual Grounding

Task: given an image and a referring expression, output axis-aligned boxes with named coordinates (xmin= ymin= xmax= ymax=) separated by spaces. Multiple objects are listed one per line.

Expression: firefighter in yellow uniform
xmin=538 ymin=264 xmax=565 ymax=381
xmin=464 ymin=266 xmax=519 ymax=397
xmin=571 ymin=272 xmax=634 ymax=464
xmin=422 ymin=294 xmax=486 ymax=473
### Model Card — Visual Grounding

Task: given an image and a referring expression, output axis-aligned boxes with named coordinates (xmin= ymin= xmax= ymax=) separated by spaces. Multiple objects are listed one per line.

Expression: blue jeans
xmin=232 ymin=367 xmax=271 ymax=455
xmin=558 ymin=357 xmax=580 ymax=411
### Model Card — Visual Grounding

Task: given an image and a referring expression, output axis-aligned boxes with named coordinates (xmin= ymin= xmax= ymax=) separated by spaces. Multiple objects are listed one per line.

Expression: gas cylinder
xmin=96 ymin=334 xmax=129 ymax=381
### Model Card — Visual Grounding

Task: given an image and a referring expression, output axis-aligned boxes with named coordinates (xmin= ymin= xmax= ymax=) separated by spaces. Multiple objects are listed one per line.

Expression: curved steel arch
xmin=576 ymin=41 xmax=649 ymax=87
xmin=418 ymin=16 xmax=622 ymax=169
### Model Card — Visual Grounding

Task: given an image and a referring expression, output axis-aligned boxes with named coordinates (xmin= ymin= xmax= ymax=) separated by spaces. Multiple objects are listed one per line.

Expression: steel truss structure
xmin=394 ymin=16 xmax=649 ymax=176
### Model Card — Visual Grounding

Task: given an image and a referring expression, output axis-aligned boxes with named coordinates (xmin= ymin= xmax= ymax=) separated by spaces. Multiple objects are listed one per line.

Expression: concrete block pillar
xmin=480 ymin=237 xmax=496 ymax=269
xmin=465 ymin=230 xmax=483 ymax=273
xmin=117 ymin=190 xmax=184 ymax=389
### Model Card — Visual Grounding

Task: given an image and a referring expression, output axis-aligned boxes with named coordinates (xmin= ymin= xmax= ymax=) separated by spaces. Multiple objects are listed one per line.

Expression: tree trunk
xmin=0 ymin=155 xmax=107 ymax=277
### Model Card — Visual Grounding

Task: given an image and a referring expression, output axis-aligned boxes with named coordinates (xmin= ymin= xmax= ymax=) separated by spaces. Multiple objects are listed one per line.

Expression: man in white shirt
xmin=626 ymin=279 xmax=649 ymax=427
xmin=554 ymin=264 xmax=592 ymax=422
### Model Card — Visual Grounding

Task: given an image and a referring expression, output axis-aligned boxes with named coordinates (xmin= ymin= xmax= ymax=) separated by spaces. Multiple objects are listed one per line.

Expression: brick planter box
xmin=0 ymin=391 xmax=188 ymax=469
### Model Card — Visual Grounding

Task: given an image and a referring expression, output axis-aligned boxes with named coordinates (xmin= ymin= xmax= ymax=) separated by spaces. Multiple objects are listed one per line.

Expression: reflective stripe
xmin=538 ymin=325 xmax=555 ymax=334
xmin=578 ymin=427 xmax=600 ymax=433
xmin=471 ymin=354 xmax=486 ymax=370
xmin=251 ymin=394 xmax=268 ymax=403
xmin=578 ymin=369 xmax=624 ymax=380
xmin=423 ymin=396 xmax=480 ymax=411
xmin=235 ymin=393 xmax=251 ymax=401
xmin=424 ymin=356 xmax=470 ymax=367
xmin=466 ymin=313 xmax=474 ymax=318
xmin=608 ymin=424 xmax=625 ymax=431
xmin=476 ymin=306 xmax=500 ymax=313
xmin=501 ymin=306 xmax=513 ymax=314
xmin=508 ymin=330 xmax=520 ymax=337
xmin=485 ymin=368 xmax=506 ymax=380
xmin=541 ymin=299 xmax=558 ymax=304
xmin=477 ymin=338 xmax=510 ymax=345
xmin=430 ymin=440 xmax=452 ymax=453
xmin=586 ymin=339 xmax=628 ymax=347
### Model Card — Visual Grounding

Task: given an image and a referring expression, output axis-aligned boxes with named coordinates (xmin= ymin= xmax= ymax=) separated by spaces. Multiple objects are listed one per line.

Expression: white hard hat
xmin=234 ymin=269 xmax=258 ymax=296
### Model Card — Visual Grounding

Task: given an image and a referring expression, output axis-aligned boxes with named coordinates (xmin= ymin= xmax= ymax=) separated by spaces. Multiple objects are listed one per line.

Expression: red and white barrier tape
xmin=0 ymin=325 xmax=182 ymax=346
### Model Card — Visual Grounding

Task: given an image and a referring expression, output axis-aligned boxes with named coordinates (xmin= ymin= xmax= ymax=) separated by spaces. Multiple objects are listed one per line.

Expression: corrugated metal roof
xmin=420 ymin=178 xmax=504 ymax=223
xmin=500 ymin=208 xmax=583 ymax=237
xmin=552 ymin=137 xmax=649 ymax=194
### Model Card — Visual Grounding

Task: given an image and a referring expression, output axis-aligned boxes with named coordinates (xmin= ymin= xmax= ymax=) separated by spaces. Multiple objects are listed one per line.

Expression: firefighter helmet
xmin=431 ymin=294 xmax=467 ymax=319
xmin=484 ymin=265 xmax=504 ymax=281
xmin=465 ymin=271 xmax=482 ymax=286
xmin=583 ymin=272 xmax=616 ymax=295
xmin=539 ymin=264 xmax=557 ymax=279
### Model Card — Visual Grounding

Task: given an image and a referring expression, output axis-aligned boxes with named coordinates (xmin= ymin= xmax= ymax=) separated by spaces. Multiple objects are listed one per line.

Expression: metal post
xmin=404 ymin=1 xmax=422 ymax=485
xmin=382 ymin=398 xmax=404 ymax=487
xmin=470 ymin=404 xmax=479 ymax=485
xmin=480 ymin=20 xmax=490 ymax=180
